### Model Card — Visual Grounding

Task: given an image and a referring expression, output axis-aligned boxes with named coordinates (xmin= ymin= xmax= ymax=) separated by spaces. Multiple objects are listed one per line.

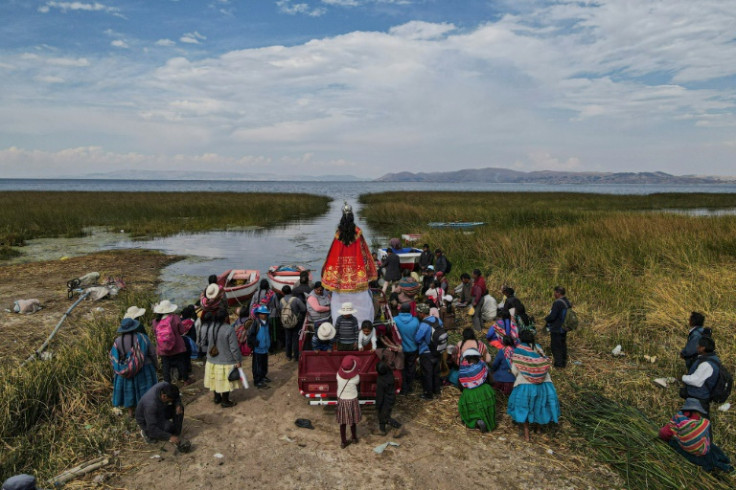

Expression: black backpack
xmin=707 ymin=358 xmax=733 ymax=404
xmin=427 ymin=321 xmax=448 ymax=355
xmin=246 ymin=322 xmax=259 ymax=350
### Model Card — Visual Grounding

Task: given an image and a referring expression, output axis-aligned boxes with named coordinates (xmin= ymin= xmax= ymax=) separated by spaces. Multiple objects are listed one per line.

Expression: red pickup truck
xmin=297 ymin=293 xmax=403 ymax=406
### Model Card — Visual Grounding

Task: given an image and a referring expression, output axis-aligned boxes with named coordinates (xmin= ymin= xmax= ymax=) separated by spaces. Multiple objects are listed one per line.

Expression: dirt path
xmin=112 ymin=354 xmax=618 ymax=490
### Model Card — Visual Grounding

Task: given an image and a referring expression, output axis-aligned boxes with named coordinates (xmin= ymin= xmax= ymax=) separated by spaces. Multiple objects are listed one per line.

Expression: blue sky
xmin=1 ymin=0 xmax=735 ymax=178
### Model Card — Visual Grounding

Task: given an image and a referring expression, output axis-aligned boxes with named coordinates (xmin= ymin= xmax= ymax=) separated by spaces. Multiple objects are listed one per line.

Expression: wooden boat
xmin=267 ymin=265 xmax=312 ymax=294
xmin=377 ymin=247 xmax=422 ymax=271
xmin=217 ymin=269 xmax=260 ymax=307
xmin=428 ymin=221 xmax=485 ymax=229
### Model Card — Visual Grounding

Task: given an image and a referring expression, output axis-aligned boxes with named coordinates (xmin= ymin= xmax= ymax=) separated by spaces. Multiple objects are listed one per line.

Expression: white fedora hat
xmin=339 ymin=302 xmax=357 ymax=315
xmin=317 ymin=322 xmax=336 ymax=341
xmin=153 ymin=299 xmax=178 ymax=315
xmin=205 ymin=283 xmax=220 ymax=300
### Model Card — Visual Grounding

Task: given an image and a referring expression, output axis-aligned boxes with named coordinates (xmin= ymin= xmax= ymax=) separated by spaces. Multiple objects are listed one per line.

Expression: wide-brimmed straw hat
xmin=416 ymin=303 xmax=430 ymax=314
xmin=681 ymin=398 xmax=708 ymax=415
xmin=338 ymin=355 xmax=360 ymax=379
xmin=153 ymin=299 xmax=178 ymax=315
xmin=123 ymin=306 xmax=146 ymax=320
xmin=117 ymin=317 xmax=141 ymax=334
xmin=339 ymin=302 xmax=357 ymax=315
xmin=317 ymin=322 xmax=336 ymax=341
xmin=205 ymin=283 xmax=220 ymax=300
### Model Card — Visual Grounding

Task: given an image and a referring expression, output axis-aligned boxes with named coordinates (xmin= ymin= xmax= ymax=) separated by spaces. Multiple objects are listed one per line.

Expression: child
xmin=336 ymin=356 xmax=361 ymax=448
xmin=375 ymin=361 xmax=401 ymax=435
xmin=335 ymin=302 xmax=359 ymax=351
xmin=249 ymin=305 xmax=271 ymax=389
xmin=490 ymin=335 xmax=515 ymax=396
xmin=507 ymin=329 xmax=560 ymax=441
xmin=358 ymin=321 xmax=377 ymax=352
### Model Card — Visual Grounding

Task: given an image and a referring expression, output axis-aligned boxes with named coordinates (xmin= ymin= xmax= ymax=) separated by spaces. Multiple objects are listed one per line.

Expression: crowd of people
xmin=103 ymin=242 xmax=732 ymax=474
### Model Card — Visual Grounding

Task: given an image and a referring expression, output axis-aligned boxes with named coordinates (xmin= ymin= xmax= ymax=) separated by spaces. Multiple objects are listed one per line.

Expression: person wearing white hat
xmin=312 ymin=322 xmax=336 ymax=351
xmin=334 ymin=302 xmax=359 ymax=351
xmin=124 ymin=305 xmax=146 ymax=320
xmin=153 ymin=300 xmax=195 ymax=386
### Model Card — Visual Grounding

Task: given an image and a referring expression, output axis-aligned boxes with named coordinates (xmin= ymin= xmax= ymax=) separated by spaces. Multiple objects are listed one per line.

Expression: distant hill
xmin=375 ymin=167 xmax=735 ymax=185
xmin=80 ymin=170 xmax=369 ymax=182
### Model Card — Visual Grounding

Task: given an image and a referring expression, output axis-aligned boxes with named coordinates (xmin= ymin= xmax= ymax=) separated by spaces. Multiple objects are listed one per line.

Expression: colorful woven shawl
xmin=669 ymin=412 xmax=711 ymax=456
xmin=458 ymin=359 xmax=488 ymax=389
xmin=511 ymin=343 xmax=550 ymax=384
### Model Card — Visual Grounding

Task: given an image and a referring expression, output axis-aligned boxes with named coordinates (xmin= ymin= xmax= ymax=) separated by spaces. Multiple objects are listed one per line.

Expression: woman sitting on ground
xmin=507 ymin=329 xmax=560 ymax=441
xmin=455 ymin=328 xmax=491 ymax=365
xmin=203 ymin=308 xmax=242 ymax=408
xmin=490 ymin=335 xmax=515 ymax=396
xmin=659 ymin=398 xmax=734 ymax=473
xmin=457 ymin=348 xmax=496 ymax=432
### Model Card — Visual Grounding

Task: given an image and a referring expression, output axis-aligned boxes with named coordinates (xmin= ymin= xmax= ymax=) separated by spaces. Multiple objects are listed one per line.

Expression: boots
xmin=213 ymin=392 xmax=222 ymax=404
xmin=221 ymin=392 xmax=237 ymax=408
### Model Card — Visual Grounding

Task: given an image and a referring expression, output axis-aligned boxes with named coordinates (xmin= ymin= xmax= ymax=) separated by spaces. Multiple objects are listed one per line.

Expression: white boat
xmin=267 ymin=265 xmax=312 ymax=295
xmin=377 ymin=247 xmax=422 ymax=271
xmin=217 ymin=269 xmax=260 ymax=307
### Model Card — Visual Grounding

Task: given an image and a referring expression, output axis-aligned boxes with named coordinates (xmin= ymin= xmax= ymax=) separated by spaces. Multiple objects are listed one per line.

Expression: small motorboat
xmin=377 ymin=247 xmax=422 ymax=271
xmin=217 ymin=269 xmax=260 ymax=307
xmin=428 ymin=221 xmax=485 ymax=229
xmin=267 ymin=265 xmax=312 ymax=294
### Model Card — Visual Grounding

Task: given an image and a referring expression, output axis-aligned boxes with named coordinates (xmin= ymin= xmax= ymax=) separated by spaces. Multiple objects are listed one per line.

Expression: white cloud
xmin=277 ymin=1 xmax=326 ymax=17
xmin=111 ymin=40 xmax=129 ymax=49
xmin=5 ymin=1 xmax=736 ymax=177
xmin=180 ymin=31 xmax=207 ymax=44
xmin=35 ymin=75 xmax=65 ymax=84
xmin=38 ymin=2 xmax=121 ymax=15
xmin=0 ymin=146 xmax=272 ymax=177
xmin=155 ymin=39 xmax=176 ymax=47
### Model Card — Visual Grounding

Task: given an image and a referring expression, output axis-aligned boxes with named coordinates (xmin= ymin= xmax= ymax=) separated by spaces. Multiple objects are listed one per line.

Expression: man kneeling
xmin=136 ymin=382 xmax=190 ymax=452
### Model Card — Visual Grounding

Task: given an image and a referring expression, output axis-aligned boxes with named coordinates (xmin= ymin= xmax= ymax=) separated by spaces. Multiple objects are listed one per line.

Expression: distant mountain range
xmin=375 ymin=168 xmax=736 ymax=185
xmin=79 ymin=170 xmax=369 ymax=182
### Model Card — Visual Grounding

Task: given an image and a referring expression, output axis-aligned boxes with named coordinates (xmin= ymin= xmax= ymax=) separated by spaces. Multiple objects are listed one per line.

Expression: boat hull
xmin=377 ymin=247 xmax=422 ymax=270
xmin=267 ymin=265 xmax=313 ymax=295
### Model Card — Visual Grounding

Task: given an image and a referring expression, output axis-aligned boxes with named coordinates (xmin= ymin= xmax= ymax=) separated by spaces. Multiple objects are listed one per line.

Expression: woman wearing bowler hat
xmin=336 ymin=355 xmax=362 ymax=448
xmin=111 ymin=317 xmax=159 ymax=417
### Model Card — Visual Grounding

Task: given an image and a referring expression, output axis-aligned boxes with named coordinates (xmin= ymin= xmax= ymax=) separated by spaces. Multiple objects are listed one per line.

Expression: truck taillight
xmin=308 ymin=384 xmax=329 ymax=392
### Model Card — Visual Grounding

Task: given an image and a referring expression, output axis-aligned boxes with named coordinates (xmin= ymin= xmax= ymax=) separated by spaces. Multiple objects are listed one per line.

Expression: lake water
xmin=4 ymin=179 xmax=736 ymax=304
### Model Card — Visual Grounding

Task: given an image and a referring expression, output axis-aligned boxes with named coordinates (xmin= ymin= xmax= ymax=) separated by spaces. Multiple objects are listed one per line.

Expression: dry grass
xmin=361 ymin=191 xmax=736 ymax=488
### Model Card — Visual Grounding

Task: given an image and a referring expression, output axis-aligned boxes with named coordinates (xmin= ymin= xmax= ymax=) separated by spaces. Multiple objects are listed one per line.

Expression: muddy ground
xmin=1 ymin=251 xmax=620 ymax=489
xmin=0 ymin=250 xmax=178 ymax=363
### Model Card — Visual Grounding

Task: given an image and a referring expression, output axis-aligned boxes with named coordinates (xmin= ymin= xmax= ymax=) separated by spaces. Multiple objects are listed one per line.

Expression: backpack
xmin=562 ymin=306 xmax=579 ymax=332
xmin=706 ymin=358 xmax=733 ymax=404
xmin=110 ymin=334 xmax=145 ymax=379
xmin=280 ymin=297 xmax=299 ymax=329
xmin=155 ymin=317 xmax=178 ymax=355
xmin=428 ymin=321 xmax=448 ymax=355
xmin=246 ymin=322 xmax=260 ymax=350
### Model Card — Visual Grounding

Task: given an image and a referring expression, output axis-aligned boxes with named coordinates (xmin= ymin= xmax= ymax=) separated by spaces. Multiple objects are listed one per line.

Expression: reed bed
xmin=0 ymin=191 xmax=330 ymax=249
xmin=360 ymin=191 xmax=736 ymax=487
xmin=0 ymin=289 xmax=156 ymax=482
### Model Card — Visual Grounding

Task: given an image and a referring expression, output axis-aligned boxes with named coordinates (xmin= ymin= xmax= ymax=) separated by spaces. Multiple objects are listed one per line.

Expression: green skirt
xmin=458 ymin=383 xmax=496 ymax=430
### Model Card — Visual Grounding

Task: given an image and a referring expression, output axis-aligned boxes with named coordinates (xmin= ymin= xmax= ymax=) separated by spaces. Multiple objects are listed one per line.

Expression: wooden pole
xmin=47 ymin=456 xmax=110 ymax=487
xmin=22 ymin=291 xmax=91 ymax=366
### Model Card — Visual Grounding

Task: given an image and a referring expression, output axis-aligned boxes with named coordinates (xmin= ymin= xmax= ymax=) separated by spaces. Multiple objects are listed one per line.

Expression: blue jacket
xmin=415 ymin=318 xmax=435 ymax=355
xmin=254 ymin=319 xmax=271 ymax=355
xmin=394 ymin=313 xmax=419 ymax=353
xmin=681 ymin=327 xmax=705 ymax=369
xmin=545 ymin=297 xmax=570 ymax=334
xmin=490 ymin=352 xmax=515 ymax=383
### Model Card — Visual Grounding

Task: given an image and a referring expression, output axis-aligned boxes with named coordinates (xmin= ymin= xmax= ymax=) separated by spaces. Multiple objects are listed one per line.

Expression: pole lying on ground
xmin=47 ymin=455 xmax=110 ymax=487
xmin=22 ymin=291 xmax=91 ymax=366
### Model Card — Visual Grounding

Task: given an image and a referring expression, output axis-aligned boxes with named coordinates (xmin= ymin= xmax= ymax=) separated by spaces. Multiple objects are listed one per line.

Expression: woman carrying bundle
xmin=111 ymin=317 xmax=159 ymax=417
xmin=457 ymin=348 xmax=496 ymax=432
xmin=507 ymin=329 xmax=560 ymax=441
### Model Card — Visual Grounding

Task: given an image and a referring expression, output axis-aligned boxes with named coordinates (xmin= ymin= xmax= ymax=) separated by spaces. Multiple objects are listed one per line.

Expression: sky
xmin=1 ymin=0 xmax=735 ymax=179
